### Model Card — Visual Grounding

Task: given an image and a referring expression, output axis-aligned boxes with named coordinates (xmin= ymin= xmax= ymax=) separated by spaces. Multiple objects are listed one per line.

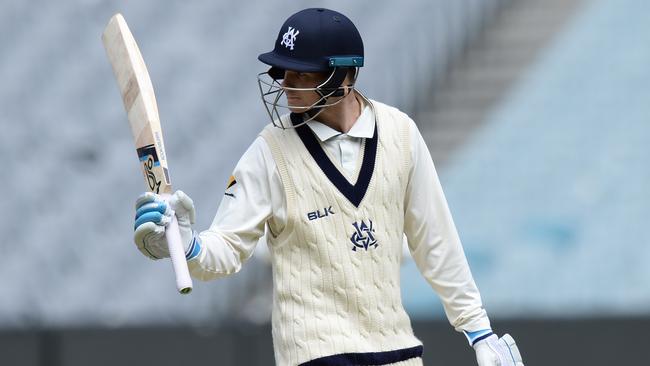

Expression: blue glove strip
xmin=185 ymin=235 xmax=202 ymax=260
xmin=135 ymin=202 xmax=167 ymax=220
xmin=464 ymin=329 xmax=494 ymax=346
xmin=134 ymin=212 xmax=164 ymax=230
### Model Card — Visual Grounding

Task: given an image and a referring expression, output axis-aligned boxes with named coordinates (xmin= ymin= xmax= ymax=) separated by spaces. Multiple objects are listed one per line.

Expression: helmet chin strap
xmin=301 ymin=67 xmax=356 ymax=125
xmin=302 ymin=67 xmax=353 ymax=120
xmin=316 ymin=67 xmax=350 ymax=98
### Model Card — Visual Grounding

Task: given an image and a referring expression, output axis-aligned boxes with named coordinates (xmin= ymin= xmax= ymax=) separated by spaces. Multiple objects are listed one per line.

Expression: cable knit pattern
xmin=261 ymin=100 xmax=422 ymax=366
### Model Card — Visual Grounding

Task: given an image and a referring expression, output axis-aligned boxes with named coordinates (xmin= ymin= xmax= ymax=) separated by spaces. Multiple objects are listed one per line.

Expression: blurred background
xmin=1 ymin=0 xmax=648 ymax=364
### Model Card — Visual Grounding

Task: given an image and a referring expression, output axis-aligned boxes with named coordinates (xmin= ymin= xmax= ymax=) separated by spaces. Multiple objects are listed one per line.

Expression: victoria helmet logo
xmin=280 ymin=26 xmax=300 ymax=50
xmin=350 ymin=220 xmax=378 ymax=251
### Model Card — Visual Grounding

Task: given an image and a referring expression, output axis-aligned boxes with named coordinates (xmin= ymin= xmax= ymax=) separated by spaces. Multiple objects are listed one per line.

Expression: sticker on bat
xmin=137 ymin=144 xmax=162 ymax=193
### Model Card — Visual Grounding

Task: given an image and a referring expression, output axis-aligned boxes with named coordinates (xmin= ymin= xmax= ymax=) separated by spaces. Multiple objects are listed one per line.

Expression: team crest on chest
xmin=350 ymin=220 xmax=378 ymax=251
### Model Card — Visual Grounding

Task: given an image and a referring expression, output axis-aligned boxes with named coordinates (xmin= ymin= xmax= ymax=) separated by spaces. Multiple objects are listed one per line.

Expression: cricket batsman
xmin=133 ymin=8 xmax=525 ymax=366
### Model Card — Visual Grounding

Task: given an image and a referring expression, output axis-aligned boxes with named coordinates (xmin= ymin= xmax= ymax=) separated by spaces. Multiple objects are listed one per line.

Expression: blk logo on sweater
xmin=307 ymin=206 xmax=335 ymax=221
xmin=350 ymin=220 xmax=378 ymax=251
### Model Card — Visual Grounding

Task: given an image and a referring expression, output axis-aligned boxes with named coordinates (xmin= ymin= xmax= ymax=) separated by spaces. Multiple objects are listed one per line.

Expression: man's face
xmin=281 ymin=70 xmax=329 ymax=112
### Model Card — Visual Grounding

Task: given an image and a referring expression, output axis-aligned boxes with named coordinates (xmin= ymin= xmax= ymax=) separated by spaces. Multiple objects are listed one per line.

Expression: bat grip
xmin=165 ymin=213 xmax=193 ymax=294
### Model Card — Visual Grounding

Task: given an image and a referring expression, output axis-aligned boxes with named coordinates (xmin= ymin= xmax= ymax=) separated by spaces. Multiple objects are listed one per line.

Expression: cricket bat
xmin=102 ymin=13 xmax=193 ymax=294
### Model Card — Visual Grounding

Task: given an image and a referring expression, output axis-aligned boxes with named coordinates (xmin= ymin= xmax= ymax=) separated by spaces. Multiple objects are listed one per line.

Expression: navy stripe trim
xmin=291 ymin=113 xmax=377 ymax=207
xmin=299 ymin=345 xmax=423 ymax=366
xmin=471 ymin=332 xmax=494 ymax=346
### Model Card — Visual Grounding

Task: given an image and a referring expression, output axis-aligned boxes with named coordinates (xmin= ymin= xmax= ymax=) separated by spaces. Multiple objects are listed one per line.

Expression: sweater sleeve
xmin=403 ymin=118 xmax=491 ymax=333
xmin=187 ymin=136 xmax=284 ymax=281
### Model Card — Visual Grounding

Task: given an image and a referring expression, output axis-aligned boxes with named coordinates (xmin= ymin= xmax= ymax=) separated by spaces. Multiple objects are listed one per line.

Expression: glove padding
xmin=474 ymin=334 xmax=524 ymax=366
xmin=133 ymin=190 xmax=196 ymax=260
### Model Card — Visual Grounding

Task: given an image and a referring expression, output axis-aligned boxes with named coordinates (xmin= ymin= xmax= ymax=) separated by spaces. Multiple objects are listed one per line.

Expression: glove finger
xmin=134 ymin=211 xmax=170 ymax=230
xmin=169 ymin=190 xmax=196 ymax=224
xmin=135 ymin=201 xmax=168 ymax=221
xmin=134 ymin=211 xmax=163 ymax=229
xmin=135 ymin=192 xmax=162 ymax=210
xmin=134 ymin=222 xmax=167 ymax=259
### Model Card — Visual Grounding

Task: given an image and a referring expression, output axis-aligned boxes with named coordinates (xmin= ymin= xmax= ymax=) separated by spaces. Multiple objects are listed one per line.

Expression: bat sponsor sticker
xmin=137 ymin=144 xmax=162 ymax=193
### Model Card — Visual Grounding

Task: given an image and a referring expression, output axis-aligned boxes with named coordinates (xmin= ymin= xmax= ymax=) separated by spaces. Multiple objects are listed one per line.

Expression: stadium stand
xmin=405 ymin=0 xmax=650 ymax=319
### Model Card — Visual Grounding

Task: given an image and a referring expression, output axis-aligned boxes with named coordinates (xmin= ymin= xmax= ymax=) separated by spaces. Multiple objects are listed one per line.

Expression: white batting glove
xmin=133 ymin=190 xmax=201 ymax=260
xmin=474 ymin=334 xmax=524 ymax=366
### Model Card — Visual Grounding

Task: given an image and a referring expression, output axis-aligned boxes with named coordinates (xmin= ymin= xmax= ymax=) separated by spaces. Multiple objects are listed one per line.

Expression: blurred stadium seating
xmin=404 ymin=0 xmax=650 ymax=321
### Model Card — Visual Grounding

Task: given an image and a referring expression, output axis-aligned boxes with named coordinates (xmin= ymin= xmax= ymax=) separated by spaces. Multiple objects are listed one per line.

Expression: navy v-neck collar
xmin=291 ymin=113 xmax=377 ymax=207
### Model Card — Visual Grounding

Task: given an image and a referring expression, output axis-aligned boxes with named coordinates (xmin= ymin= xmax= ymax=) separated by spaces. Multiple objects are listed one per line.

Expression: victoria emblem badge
xmin=350 ymin=220 xmax=378 ymax=251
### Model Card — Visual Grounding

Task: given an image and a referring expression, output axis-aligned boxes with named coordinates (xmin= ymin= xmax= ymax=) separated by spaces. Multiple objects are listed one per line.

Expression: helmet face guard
xmin=257 ymin=8 xmax=364 ymax=129
xmin=257 ymin=64 xmax=360 ymax=129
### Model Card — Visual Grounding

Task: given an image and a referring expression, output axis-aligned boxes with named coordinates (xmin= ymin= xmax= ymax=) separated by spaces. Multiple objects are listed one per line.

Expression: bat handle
xmin=165 ymin=213 xmax=193 ymax=294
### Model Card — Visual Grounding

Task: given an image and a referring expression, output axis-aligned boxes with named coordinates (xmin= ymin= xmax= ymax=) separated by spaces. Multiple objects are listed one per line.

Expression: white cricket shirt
xmin=192 ymin=102 xmax=491 ymax=334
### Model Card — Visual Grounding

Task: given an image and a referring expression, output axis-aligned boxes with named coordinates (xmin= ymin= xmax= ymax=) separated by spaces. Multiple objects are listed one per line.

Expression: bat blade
xmin=102 ymin=13 xmax=193 ymax=294
xmin=102 ymin=13 xmax=170 ymax=195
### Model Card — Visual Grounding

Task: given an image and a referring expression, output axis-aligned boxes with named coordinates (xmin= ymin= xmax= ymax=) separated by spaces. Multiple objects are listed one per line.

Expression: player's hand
xmin=474 ymin=334 xmax=524 ymax=366
xmin=133 ymin=190 xmax=199 ymax=260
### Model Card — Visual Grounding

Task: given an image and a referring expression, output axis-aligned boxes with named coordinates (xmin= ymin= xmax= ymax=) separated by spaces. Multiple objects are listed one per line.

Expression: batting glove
xmin=133 ymin=190 xmax=201 ymax=260
xmin=473 ymin=333 xmax=524 ymax=366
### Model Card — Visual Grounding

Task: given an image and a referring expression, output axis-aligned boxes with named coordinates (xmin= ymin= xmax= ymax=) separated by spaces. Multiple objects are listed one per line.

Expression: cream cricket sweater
xmin=260 ymin=100 xmax=423 ymax=366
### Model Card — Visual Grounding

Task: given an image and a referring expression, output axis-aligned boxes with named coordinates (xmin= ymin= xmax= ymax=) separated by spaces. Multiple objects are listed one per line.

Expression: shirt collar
xmin=306 ymin=103 xmax=375 ymax=142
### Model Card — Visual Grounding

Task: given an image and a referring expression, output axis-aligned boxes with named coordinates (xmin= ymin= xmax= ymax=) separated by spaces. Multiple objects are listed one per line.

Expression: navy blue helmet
xmin=257 ymin=8 xmax=365 ymax=128
xmin=258 ymin=8 xmax=364 ymax=75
